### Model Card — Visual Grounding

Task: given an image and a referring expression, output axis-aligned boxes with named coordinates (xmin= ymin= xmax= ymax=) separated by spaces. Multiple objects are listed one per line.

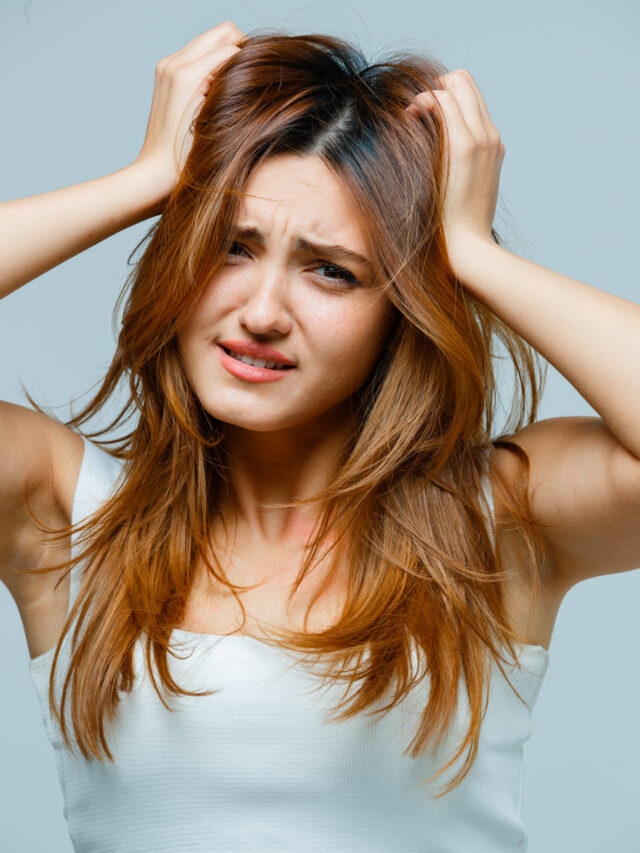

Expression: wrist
xmin=121 ymin=158 xmax=175 ymax=220
xmin=443 ymin=228 xmax=499 ymax=281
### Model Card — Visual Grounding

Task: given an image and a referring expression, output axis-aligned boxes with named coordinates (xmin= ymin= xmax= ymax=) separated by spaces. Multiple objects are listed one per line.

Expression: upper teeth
xmin=228 ymin=349 xmax=284 ymax=369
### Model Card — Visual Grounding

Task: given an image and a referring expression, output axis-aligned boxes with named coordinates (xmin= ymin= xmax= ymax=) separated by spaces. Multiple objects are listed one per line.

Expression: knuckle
xmin=158 ymin=55 xmax=180 ymax=77
xmin=220 ymin=20 xmax=241 ymax=37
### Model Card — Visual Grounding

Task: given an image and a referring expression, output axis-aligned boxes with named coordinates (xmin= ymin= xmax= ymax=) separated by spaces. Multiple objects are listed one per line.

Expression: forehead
xmin=237 ymin=154 xmax=368 ymax=249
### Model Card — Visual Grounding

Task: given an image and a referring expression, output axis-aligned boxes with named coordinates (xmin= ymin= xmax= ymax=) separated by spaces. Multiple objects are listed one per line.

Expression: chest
xmin=176 ymin=524 xmax=563 ymax=649
xmin=177 ymin=537 xmax=349 ymax=639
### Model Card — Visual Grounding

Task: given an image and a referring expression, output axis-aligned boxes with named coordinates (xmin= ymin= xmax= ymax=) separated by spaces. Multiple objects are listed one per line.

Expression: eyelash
xmin=226 ymin=241 xmax=359 ymax=288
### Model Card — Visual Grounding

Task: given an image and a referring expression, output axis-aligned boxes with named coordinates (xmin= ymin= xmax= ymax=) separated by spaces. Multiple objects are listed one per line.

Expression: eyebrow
xmin=230 ymin=224 xmax=373 ymax=270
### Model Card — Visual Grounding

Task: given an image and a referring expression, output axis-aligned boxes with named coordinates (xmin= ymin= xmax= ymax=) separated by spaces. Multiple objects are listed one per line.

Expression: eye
xmin=225 ymin=242 xmax=359 ymax=288
xmin=313 ymin=261 xmax=359 ymax=288
xmin=227 ymin=241 xmax=250 ymax=258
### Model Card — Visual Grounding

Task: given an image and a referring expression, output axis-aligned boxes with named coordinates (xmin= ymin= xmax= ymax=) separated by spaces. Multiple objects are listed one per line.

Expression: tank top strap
xmin=68 ymin=435 xmax=125 ymax=616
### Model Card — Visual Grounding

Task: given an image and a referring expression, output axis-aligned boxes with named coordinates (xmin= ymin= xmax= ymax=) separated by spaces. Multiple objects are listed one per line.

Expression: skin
xmin=177 ymin=153 xmax=398 ymax=549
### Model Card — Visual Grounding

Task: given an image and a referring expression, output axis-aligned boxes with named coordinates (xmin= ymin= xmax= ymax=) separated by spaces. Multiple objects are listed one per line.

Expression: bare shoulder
xmin=488 ymin=415 xmax=640 ymax=593
xmin=0 ymin=400 xmax=84 ymax=516
xmin=484 ymin=416 xmax=602 ymax=531
xmin=0 ymin=401 xmax=84 ymax=590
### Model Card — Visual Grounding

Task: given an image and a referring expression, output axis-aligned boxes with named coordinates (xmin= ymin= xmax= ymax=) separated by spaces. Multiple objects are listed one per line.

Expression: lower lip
xmin=216 ymin=344 xmax=295 ymax=383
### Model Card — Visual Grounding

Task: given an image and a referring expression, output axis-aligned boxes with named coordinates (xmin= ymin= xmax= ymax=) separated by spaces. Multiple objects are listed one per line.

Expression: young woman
xmin=1 ymin=20 xmax=639 ymax=852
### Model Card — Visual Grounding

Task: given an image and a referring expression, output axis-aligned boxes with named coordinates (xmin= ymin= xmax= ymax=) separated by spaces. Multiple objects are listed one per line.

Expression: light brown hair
xmin=23 ymin=29 xmax=548 ymax=796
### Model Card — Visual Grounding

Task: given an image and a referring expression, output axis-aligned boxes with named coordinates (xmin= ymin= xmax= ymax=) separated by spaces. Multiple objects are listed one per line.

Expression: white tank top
xmin=28 ymin=435 xmax=550 ymax=852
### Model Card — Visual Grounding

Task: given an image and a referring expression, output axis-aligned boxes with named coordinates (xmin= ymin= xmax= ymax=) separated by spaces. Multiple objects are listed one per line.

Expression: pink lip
xmin=216 ymin=344 xmax=295 ymax=383
xmin=218 ymin=339 xmax=296 ymax=366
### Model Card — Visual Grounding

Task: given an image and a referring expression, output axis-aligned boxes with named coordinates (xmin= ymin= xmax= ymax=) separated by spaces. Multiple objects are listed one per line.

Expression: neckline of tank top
xmin=27 ymin=626 xmax=549 ymax=669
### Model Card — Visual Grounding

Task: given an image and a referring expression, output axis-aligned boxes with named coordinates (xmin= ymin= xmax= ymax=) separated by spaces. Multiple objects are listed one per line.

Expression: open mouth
xmin=219 ymin=345 xmax=296 ymax=371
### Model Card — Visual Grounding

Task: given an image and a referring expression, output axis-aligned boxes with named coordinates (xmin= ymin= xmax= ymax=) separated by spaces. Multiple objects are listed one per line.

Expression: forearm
xmin=0 ymin=162 xmax=167 ymax=300
xmin=448 ymin=233 xmax=640 ymax=459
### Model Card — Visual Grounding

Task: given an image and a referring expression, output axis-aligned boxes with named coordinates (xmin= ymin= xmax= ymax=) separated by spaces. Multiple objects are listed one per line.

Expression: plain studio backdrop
xmin=1 ymin=0 xmax=638 ymax=850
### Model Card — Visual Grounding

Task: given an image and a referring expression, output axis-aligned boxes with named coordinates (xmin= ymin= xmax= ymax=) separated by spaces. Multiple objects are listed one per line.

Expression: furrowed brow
xmin=230 ymin=224 xmax=372 ymax=269
xmin=293 ymin=237 xmax=372 ymax=270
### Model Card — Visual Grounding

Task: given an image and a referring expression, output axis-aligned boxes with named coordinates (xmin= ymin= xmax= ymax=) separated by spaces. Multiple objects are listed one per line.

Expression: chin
xmin=197 ymin=399 xmax=302 ymax=433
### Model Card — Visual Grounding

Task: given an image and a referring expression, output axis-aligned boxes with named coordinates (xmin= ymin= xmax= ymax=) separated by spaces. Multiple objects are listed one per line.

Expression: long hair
xmin=22 ymin=29 xmax=548 ymax=797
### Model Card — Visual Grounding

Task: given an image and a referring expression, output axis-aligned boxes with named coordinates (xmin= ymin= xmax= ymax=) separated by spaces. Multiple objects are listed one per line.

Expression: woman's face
xmin=177 ymin=153 xmax=397 ymax=434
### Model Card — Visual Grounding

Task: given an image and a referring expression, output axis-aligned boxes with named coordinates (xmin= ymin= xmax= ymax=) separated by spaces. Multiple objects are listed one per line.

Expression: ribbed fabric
xmin=28 ymin=436 xmax=550 ymax=852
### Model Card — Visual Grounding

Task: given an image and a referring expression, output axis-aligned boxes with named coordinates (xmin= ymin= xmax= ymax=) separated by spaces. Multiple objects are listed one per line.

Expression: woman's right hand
xmin=132 ymin=21 xmax=246 ymax=207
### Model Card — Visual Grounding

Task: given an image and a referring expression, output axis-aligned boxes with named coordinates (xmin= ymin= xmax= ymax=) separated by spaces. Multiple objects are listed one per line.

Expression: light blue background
xmin=1 ymin=0 xmax=638 ymax=850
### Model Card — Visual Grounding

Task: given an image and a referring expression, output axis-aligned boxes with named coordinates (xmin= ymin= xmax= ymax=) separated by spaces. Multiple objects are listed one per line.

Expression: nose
xmin=237 ymin=268 xmax=293 ymax=338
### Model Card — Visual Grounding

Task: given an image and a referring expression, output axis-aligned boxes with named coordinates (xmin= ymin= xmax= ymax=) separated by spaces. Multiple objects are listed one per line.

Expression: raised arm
xmin=0 ymin=164 xmax=166 ymax=300
xmin=407 ymin=70 xmax=640 ymax=594
xmin=0 ymin=22 xmax=245 ymax=611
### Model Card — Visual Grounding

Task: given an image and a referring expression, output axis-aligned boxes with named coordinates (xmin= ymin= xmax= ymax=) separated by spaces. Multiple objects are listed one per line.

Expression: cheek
xmin=312 ymin=302 xmax=393 ymax=379
xmin=185 ymin=278 xmax=227 ymax=328
xmin=175 ymin=277 xmax=230 ymax=357
xmin=176 ymin=311 xmax=214 ymax=387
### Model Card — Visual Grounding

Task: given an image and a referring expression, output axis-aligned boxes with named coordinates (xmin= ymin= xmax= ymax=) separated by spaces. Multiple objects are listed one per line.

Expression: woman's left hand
xmin=406 ymin=70 xmax=505 ymax=262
